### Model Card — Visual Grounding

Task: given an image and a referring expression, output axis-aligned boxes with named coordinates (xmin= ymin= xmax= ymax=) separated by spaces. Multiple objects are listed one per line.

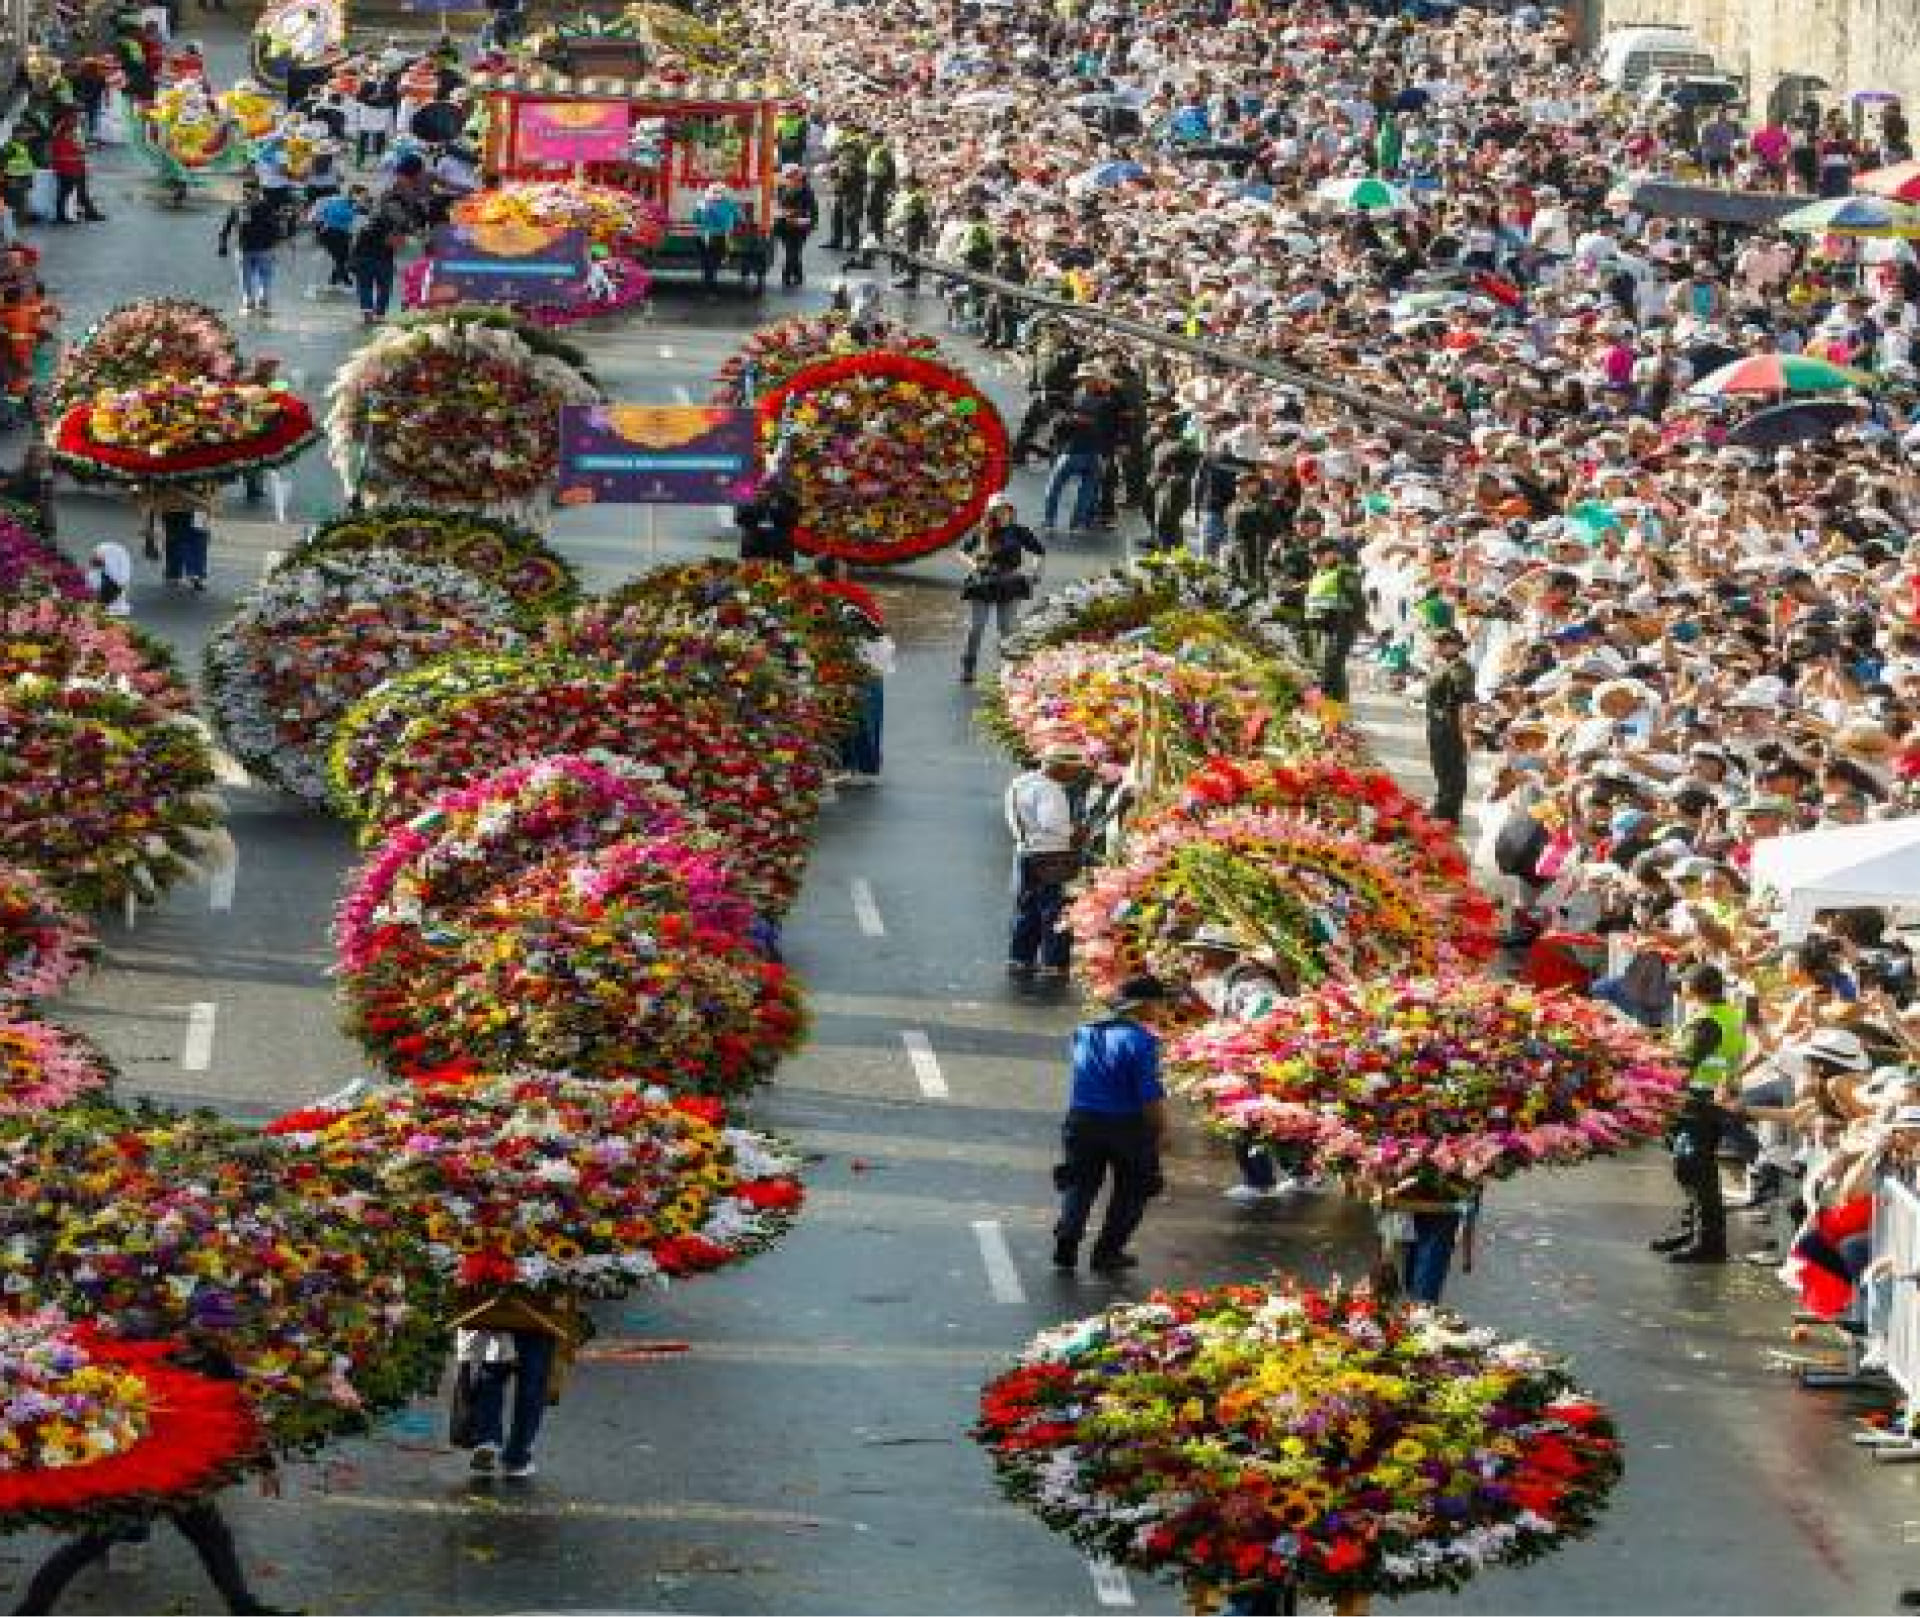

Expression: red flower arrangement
xmin=0 ymin=1312 xmax=263 ymax=1534
xmin=53 ymin=384 xmax=318 ymax=487
xmin=755 ymin=350 xmax=1009 ymax=564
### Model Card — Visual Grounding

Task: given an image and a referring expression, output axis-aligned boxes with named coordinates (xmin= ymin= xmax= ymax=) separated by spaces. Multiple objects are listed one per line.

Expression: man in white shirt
xmin=1004 ymin=743 xmax=1092 ymax=982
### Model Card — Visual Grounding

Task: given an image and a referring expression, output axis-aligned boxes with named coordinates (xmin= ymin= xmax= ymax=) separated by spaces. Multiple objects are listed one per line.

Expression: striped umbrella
xmin=1856 ymin=161 xmax=1920 ymax=203
xmin=1779 ymin=195 xmax=1920 ymax=237
xmin=1313 ymin=175 xmax=1409 ymax=212
xmin=1690 ymin=353 xmax=1872 ymax=397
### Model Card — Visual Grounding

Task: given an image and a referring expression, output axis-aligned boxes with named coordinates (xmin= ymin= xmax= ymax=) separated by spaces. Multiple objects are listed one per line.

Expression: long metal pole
xmin=895 ymin=251 xmax=1468 ymax=443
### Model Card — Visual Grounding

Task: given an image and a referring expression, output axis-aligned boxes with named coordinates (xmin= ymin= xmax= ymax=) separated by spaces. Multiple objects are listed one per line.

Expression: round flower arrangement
xmin=604 ymin=559 xmax=867 ymax=712
xmin=975 ymin=1281 xmax=1622 ymax=1606
xmin=757 ymin=351 xmax=1009 ymax=564
xmin=0 ymin=865 xmax=96 ymax=1002
xmin=0 ymin=597 xmax=192 ymax=712
xmin=342 ymin=838 xmax=804 ymax=1093
xmin=713 ymin=312 xmax=948 ymax=406
xmin=54 ymin=376 xmax=318 ymax=486
xmin=50 ymin=299 xmax=239 ymax=415
xmin=982 ymin=641 xmax=1305 ymax=783
xmin=559 ymin=607 xmax=839 ymax=756
xmin=0 ymin=1106 xmax=447 ymax=1455
xmin=1002 ymin=554 xmax=1297 ymax=664
xmin=1170 ymin=976 xmax=1684 ymax=1188
xmin=0 ymin=511 xmax=86 ymax=602
xmin=268 ymin=1075 xmax=803 ymax=1295
xmin=403 ymin=250 xmax=653 ymax=330
xmin=335 ymin=753 xmax=687 ymax=976
xmin=356 ymin=667 xmax=826 ymax=888
xmin=0 ymin=678 xmax=222 ymax=911
xmin=0 ymin=1310 xmax=262 ymax=1534
xmin=326 ymin=309 xmax=601 ymax=510
xmin=452 ymin=182 xmax=669 ymax=251
xmin=1141 ymin=757 xmax=1498 ymax=961
xmin=203 ymin=550 xmax=526 ymax=803
xmin=0 ymin=1014 xmax=115 ymax=1114
xmin=279 ymin=507 xmax=580 ymax=618
xmin=1070 ymin=810 xmax=1471 ymax=1018
xmin=327 ymin=650 xmax=569 ymax=823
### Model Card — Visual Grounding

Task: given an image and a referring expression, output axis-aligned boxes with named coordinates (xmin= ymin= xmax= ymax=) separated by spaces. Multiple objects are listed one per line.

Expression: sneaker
xmin=1051 ymin=1242 xmax=1077 ymax=1271
xmin=1006 ymin=960 xmax=1034 ymax=979
xmin=1223 ymin=1183 xmax=1285 ymax=1203
xmin=469 ymin=1444 xmax=499 ymax=1474
xmin=501 ymin=1460 xmax=537 ymax=1479
xmin=1088 ymin=1250 xmax=1138 ymax=1274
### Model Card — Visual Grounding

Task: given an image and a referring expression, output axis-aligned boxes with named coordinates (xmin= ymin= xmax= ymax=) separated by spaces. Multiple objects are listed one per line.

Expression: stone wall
xmin=1583 ymin=0 xmax=1920 ymax=123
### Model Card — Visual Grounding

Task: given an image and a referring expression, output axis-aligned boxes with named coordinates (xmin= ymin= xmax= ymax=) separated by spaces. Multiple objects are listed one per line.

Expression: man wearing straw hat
xmin=1004 ymin=741 xmax=1092 ymax=984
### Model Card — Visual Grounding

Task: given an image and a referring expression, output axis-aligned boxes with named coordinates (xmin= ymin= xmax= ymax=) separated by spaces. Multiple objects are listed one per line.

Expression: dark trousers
xmin=1307 ymin=616 xmax=1358 ymax=702
xmin=827 ymin=187 xmax=864 ymax=250
xmin=469 ymin=1329 xmax=556 ymax=1469
xmin=352 ymin=257 xmax=396 ymax=315
xmin=1235 ymin=1139 xmax=1276 ymax=1190
xmin=839 ymin=677 xmax=884 ymax=776
xmin=774 ymin=225 xmax=808 ymax=287
xmin=697 ymin=235 xmax=726 ymax=290
xmin=1055 ymin=1111 xmax=1157 ymax=1260
xmin=317 ymin=225 xmax=353 ymax=285
xmin=1429 ymin=723 xmax=1468 ymax=824
xmin=1402 ymin=1211 xmax=1463 ymax=1302
xmin=1008 ymin=869 xmax=1070 ymax=970
xmin=161 ymin=510 xmax=209 ymax=583
xmin=52 ymin=172 xmax=100 ymax=221
xmin=1671 ymin=1159 xmax=1726 ymax=1256
xmin=15 ymin=1502 xmax=262 ymax=1614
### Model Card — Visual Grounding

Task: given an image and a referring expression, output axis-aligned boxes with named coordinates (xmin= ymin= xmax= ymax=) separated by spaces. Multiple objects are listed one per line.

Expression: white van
xmin=1597 ymin=25 xmax=1721 ymax=91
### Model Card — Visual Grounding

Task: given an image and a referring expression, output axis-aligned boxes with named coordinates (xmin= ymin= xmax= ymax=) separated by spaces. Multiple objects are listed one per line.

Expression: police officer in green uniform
xmin=1651 ymin=963 xmax=1745 ymax=1263
xmin=1302 ymin=539 xmax=1365 ymax=704
xmin=1423 ymin=628 xmax=1476 ymax=825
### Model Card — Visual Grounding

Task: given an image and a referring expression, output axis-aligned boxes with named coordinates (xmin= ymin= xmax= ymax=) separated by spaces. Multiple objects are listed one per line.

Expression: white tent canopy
xmin=1749 ymin=817 xmax=1920 ymax=940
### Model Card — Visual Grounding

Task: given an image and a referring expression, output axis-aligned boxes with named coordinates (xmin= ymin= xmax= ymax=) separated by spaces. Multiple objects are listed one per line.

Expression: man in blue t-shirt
xmin=1053 ymin=977 xmax=1171 ymax=1274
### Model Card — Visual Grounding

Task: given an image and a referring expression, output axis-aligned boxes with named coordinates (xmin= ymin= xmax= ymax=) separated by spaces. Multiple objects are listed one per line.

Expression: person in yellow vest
xmin=1302 ymin=538 xmax=1366 ymax=709
xmin=1649 ymin=962 xmax=1747 ymax=1264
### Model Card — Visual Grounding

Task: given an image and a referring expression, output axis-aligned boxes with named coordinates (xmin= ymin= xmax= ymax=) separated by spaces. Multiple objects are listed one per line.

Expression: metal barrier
xmin=1877 ymin=1175 xmax=1920 ymax=1421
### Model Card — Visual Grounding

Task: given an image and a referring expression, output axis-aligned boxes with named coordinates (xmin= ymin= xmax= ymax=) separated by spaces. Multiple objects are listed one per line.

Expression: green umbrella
xmin=1313 ymin=175 xmax=1408 ymax=212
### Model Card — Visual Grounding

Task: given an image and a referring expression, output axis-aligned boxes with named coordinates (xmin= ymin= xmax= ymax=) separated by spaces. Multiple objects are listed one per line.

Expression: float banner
xmin=424 ymin=226 xmax=589 ymax=302
xmin=557 ymin=406 xmax=759 ymax=505
xmin=517 ymin=101 xmax=632 ymax=163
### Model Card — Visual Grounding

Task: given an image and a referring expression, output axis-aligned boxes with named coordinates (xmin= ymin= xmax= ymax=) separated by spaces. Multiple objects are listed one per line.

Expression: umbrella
xmin=1314 ymin=175 xmax=1408 ymax=211
xmin=1690 ymin=353 xmax=1872 ymax=397
xmin=1779 ymin=195 xmax=1920 ymax=238
xmin=1071 ymin=160 xmax=1147 ymax=189
xmin=1726 ymin=398 xmax=1862 ymax=450
xmin=1069 ymin=88 xmax=1146 ymax=110
xmin=954 ymin=88 xmax=1017 ymax=111
xmin=1857 ymin=160 xmax=1920 ymax=203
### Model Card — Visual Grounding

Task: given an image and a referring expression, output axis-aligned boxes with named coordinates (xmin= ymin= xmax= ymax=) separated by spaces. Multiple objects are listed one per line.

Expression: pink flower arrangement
xmin=1168 ymin=975 xmax=1684 ymax=1187
xmin=0 ymin=865 xmax=96 ymax=1002
xmin=0 ymin=513 xmax=87 ymax=601
xmin=0 ymin=598 xmax=192 ymax=712
xmin=0 ymin=1014 xmax=115 ymax=1114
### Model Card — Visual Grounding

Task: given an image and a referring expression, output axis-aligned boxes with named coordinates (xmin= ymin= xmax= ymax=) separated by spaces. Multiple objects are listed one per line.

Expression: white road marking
xmin=1087 ymin=1558 xmax=1135 ymax=1607
xmin=181 ymin=1002 xmax=218 ymax=1072
xmin=209 ymin=846 xmax=238 ymax=912
xmin=850 ymin=877 xmax=885 ymax=936
xmin=970 ymin=1219 xmax=1026 ymax=1305
xmin=899 ymin=1028 xmax=948 ymax=1098
xmin=657 ymin=342 xmax=676 ymax=360
xmin=211 ymin=750 xmax=251 ymax=788
xmin=672 ymin=383 xmax=692 ymax=404
xmin=121 ymin=890 xmax=137 ymax=930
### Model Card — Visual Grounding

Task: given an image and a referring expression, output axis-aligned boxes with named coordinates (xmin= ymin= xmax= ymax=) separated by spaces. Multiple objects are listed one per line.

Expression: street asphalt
xmin=10 ymin=14 xmax=1920 ymax=1612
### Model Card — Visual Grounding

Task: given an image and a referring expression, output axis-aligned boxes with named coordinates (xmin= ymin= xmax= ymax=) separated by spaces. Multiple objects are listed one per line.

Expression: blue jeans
xmin=1043 ymin=450 xmax=1102 ymax=530
xmin=839 ymin=677 xmax=884 ymax=775
xmin=239 ymin=250 xmax=275 ymax=305
xmin=1235 ymin=1139 xmax=1276 ymax=1190
xmin=353 ymin=257 xmax=396 ymax=315
xmin=1402 ymin=1211 xmax=1462 ymax=1303
xmin=469 ymin=1330 xmax=556 ymax=1468
xmin=161 ymin=510 xmax=209 ymax=583
xmin=1008 ymin=866 xmax=1070 ymax=970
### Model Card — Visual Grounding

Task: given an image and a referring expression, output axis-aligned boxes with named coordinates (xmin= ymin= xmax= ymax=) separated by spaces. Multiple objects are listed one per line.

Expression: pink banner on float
xmin=517 ymin=101 xmax=631 ymax=163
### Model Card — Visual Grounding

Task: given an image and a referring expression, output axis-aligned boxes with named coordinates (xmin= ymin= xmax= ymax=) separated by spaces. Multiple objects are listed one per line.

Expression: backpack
xmin=350 ymin=210 xmax=398 ymax=261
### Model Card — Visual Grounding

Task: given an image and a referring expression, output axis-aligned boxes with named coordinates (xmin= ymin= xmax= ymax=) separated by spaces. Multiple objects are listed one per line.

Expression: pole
xmin=645 ymin=501 xmax=659 ymax=564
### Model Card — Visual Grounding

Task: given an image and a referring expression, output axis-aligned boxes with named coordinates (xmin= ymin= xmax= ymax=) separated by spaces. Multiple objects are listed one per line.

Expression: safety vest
xmin=776 ymin=111 xmax=804 ymax=142
xmin=1677 ymin=1001 xmax=1746 ymax=1085
xmin=1304 ymin=564 xmax=1354 ymax=619
xmin=0 ymin=143 xmax=31 ymax=180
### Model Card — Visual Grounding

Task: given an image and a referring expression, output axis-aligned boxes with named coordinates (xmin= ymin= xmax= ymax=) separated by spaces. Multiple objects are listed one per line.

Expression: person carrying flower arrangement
xmin=1179 ymin=926 xmax=1300 ymax=1204
xmin=1003 ymin=740 xmax=1090 ymax=983
xmin=1367 ymin=1170 xmax=1482 ymax=1306
xmin=450 ymin=1288 xmax=590 ymax=1481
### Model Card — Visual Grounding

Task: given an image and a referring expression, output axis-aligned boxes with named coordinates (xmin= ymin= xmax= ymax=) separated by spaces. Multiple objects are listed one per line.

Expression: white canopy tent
xmin=1748 ymin=817 xmax=1920 ymax=941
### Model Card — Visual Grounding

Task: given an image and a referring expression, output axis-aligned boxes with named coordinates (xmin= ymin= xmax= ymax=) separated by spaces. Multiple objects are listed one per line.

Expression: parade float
xmin=712 ymin=313 xmax=948 ymax=407
xmin=976 ymin=1281 xmax=1622 ymax=1612
xmin=275 ymin=508 xmax=581 ymax=618
xmin=0 ymin=508 xmax=86 ymax=600
xmin=52 ymin=375 xmax=318 ymax=488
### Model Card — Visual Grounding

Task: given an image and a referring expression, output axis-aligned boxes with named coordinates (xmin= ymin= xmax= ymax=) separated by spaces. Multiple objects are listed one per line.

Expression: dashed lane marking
xmin=850 ymin=877 xmax=885 ymax=936
xmin=181 ymin=1002 xmax=218 ymax=1072
xmin=899 ymin=1028 xmax=948 ymax=1098
xmin=970 ymin=1219 xmax=1026 ymax=1305
xmin=1088 ymin=1558 xmax=1136 ymax=1607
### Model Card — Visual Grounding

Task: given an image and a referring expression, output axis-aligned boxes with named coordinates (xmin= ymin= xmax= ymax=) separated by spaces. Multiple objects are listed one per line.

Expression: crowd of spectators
xmin=745 ymin=0 xmax=1920 ymax=1405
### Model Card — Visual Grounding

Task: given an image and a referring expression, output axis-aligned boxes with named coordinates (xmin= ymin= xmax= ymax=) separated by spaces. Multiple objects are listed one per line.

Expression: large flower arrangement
xmin=1143 ymin=757 xmax=1498 ymax=960
xmin=203 ymin=551 xmax=526 ymax=803
xmin=50 ymin=300 xmax=239 ymax=415
xmin=1070 ymin=811 xmax=1474 ymax=1016
xmin=1002 ymin=555 xmax=1298 ymax=664
xmin=0 ymin=511 xmax=87 ymax=602
xmin=975 ymin=1281 xmax=1622 ymax=1605
xmin=280 ymin=508 xmax=580 ymax=618
xmin=0 ymin=1014 xmax=115 ymax=1114
xmin=269 ymin=1075 xmax=802 ymax=1295
xmin=0 ymin=598 xmax=190 ymax=712
xmin=452 ymin=182 xmax=669 ymax=251
xmin=0 ymin=1107 xmax=447 ymax=1454
xmin=355 ymin=668 xmax=825 ymax=885
xmin=54 ymin=377 xmax=318 ymax=486
xmin=326 ymin=310 xmax=601 ymax=510
xmin=757 ymin=351 xmax=1009 ymax=564
xmin=328 ymin=651 xmax=568 ymax=822
xmin=0 ymin=865 xmax=96 ymax=1002
xmin=1170 ymin=977 xmax=1683 ymax=1187
xmin=335 ymin=754 xmax=687 ymax=976
xmin=0 ymin=1310 xmax=263 ymax=1534
xmin=983 ymin=641 xmax=1305 ymax=783
xmin=713 ymin=313 xmax=948 ymax=406
xmin=342 ymin=839 xmax=804 ymax=1092
xmin=0 ymin=678 xmax=222 ymax=910
xmin=605 ymin=559 xmax=867 ymax=710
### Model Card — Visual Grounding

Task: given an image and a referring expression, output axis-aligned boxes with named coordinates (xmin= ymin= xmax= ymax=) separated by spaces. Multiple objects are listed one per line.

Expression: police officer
xmin=1423 ymin=628 xmax=1476 ymax=825
xmin=1652 ymin=962 xmax=1745 ymax=1264
xmin=1302 ymin=538 xmax=1366 ymax=705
